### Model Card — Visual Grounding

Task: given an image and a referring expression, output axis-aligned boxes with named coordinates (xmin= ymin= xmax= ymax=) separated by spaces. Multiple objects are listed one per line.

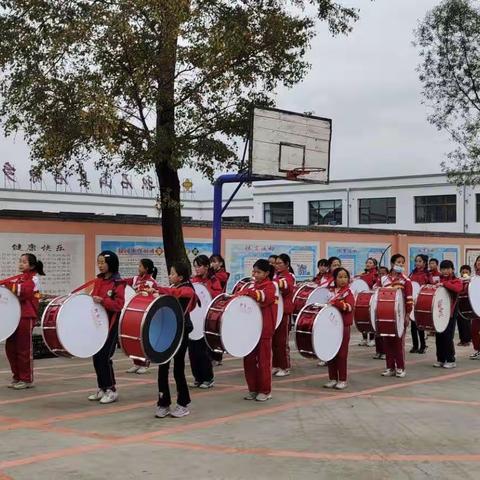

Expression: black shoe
xmin=418 ymin=346 xmax=428 ymax=354
xmin=409 ymin=347 xmax=419 ymax=354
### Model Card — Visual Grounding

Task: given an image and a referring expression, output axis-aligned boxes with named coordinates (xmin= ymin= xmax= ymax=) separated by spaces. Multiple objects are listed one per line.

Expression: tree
xmin=0 ymin=1 xmax=359 ymax=268
xmin=415 ymin=0 xmax=480 ymax=185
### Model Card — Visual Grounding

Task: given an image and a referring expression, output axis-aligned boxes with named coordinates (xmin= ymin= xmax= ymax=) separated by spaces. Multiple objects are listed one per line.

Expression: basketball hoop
xmin=286 ymin=167 xmax=326 ymax=181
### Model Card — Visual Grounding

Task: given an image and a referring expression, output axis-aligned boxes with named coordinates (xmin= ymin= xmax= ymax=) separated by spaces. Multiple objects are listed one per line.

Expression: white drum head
xmin=312 ymin=305 xmax=344 ymax=362
xmin=56 ymin=294 xmax=109 ymax=358
xmin=190 ymin=283 xmax=213 ymax=340
xmin=124 ymin=285 xmax=136 ymax=304
xmin=409 ymin=282 xmax=421 ymax=321
xmin=432 ymin=286 xmax=452 ymax=333
xmin=350 ymin=279 xmax=370 ymax=297
xmin=468 ymin=276 xmax=480 ymax=317
xmin=394 ymin=289 xmax=406 ymax=338
xmin=0 ymin=287 xmax=21 ymax=342
xmin=274 ymin=283 xmax=284 ymax=330
xmin=221 ymin=296 xmax=262 ymax=357
xmin=369 ymin=290 xmax=378 ymax=332
xmin=307 ymin=287 xmax=333 ymax=306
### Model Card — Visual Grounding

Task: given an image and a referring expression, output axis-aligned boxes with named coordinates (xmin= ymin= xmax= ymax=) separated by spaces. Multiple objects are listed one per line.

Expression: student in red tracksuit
xmin=272 ymin=253 xmax=296 ymax=377
xmin=88 ymin=251 xmax=126 ymax=405
xmin=433 ymin=260 xmax=463 ymax=369
xmin=409 ymin=254 xmax=430 ymax=354
xmin=312 ymin=259 xmax=329 ymax=285
xmin=377 ymin=254 xmax=413 ymax=378
xmin=150 ymin=262 xmax=197 ymax=418
xmin=209 ymin=254 xmax=230 ymax=366
xmin=4 ymin=253 xmax=45 ymax=390
xmin=471 ymin=256 xmax=480 ymax=359
xmin=189 ymin=254 xmax=222 ymax=389
xmin=238 ymin=259 xmax=278 ymax=402
xmin=124 ymin=258 xmax=159 ymax=374
xmin=428 ymin=258 xmax=441 ymax=284
xmin=358 ymin=258 xmax=379 ymax=347
xmin=324 ymin=268 xmax=355 ymax=390
xmin=456 ymin=265 xmax=472 ymax=347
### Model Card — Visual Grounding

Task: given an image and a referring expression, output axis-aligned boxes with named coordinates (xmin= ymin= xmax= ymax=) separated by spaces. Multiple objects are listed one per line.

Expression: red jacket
xmin=429 ymin=269 xmax=441 ymax=285
xmin=314 ymin=272 xmax=333 ymax=288
xmin=125 ymin=274 xmax=158 ymax=292
xmin=439 ymin=274 xmax=463 ymax=317
xmin=7 ymin=271 xmax=41 ymax=318
xmin=329 ymin=286 xmax=354 ymax=327
xmin=155 ymin=283 xmax=199 ymax=314
xmin=409 ymin=268 xmax=430 ymax=286
xmin=359 ymin=268 xmax=378 ymax=289
xmin=214 ymin=269 xmax=230 ymax=293
xmin=377 ymin=273 xmax=414 ymax=313
xmin=91 ymin=273 xmax=126 ymax=315
xmin=192 ymin=274 xmax=223 ymax=297
xmin=240 ymin=278 xmax=278 ymax=338
xmin=274 ymin=270 xmax=296 ymax=315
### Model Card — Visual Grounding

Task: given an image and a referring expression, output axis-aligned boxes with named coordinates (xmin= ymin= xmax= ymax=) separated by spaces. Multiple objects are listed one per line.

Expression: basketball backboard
xmin=249 ymin=107 xmax=332 ymax=183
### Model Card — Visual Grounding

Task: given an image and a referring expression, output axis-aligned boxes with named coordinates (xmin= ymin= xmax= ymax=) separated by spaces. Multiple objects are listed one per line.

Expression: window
xmin=415 ymin=195 xmax=456 ymax=223
xmin=264 ymin=202 xmax=294 ymax=225
xmin=309 ymin=200 xmax=342 ymax=225
xmin=359 ymin=197 xmax=396 ymax=224
xmin=222 ymin=216 xmax=250 ymax=223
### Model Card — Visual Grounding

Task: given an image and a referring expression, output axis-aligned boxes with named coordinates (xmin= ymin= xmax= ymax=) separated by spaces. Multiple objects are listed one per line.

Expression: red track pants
xmin=6 ymin=317 xmax=35 ymax=383
xmin=383 ymin=332 xmax=406 ymax=371
xmin=328 ymin=326 xmax=351 ymax=382
xmin=244 ymin=337 xmax=273 ymax=395
xmin=472 ymin=318 xmax=480 ymax=351
xmin=272 ymin=314 xmax=291 ymax=370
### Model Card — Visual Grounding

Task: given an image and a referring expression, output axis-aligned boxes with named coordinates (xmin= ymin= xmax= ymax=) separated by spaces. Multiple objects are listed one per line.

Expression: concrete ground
xmin=1 ymin=332 xmax=480 ymax=480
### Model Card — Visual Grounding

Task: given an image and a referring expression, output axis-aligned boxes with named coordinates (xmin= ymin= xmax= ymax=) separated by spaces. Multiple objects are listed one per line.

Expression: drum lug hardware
xmin=204 ymin=331 xmax=221 ymax=337
xmin=296 ymin=330 xmax=312 ymax=335
xmin=120 ymin=334 xmax=142 ymax=341
xmin=126 ymin=307 xmax=145 ymax=313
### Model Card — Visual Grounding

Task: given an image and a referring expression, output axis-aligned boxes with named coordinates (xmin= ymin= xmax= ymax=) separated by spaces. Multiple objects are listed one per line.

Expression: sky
xmin=0 ymin=0 xmax=452 ymax=199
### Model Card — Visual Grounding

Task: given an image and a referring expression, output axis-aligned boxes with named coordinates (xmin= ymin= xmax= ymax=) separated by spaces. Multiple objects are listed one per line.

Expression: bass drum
xmin=189 ymin=283 xmax=213 ymax=340
xmin=458 ymin=279 xmax=478 ymax=321
xmin=468 ymin=276 xmax=480 ymax=318
xmin=375 ymin=288 xmax=405 ymax=338
xmin=204 ymin=294 xmax=263 ymax=357
xmin=0 ymin=287 xmax=21 ymax=342
xmin=354 ymin=291 xmax=376 ymax=334
xmin=294 ymin=304 xmax=344 ymax=362
xmin=231 ymin=277 xmax=253 ymax=294
xmin=350 ymin=279 xmax=370 ymax=297
xmin=119 ymin=293 xmax=184 ymax=364
xmin=415 ymin=285 xmax=451 ymax=333
xmin=41 ymin=293 xmax=109 ymax=358
xmin=293 ymin=283 xmax=332 ymax=316
xmin=409 ymin=281 xmax=421 ymax=321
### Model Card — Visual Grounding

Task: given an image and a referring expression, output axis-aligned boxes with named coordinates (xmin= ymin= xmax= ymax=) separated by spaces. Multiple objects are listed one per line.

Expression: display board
xmin=465 ymin=247 xmax=480 ymax=272
xmin=408 ymin=244 xmax=459 ymax=272
xmin=0 ymin=233 xmax=84 ymax=296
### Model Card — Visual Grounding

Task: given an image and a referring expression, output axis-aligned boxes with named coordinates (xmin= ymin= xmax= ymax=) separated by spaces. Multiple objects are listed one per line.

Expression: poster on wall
xmin=326 ymin=243 xmax=391 ymax=276
xmin=0 ymin=233 xmax=85 ymax=296
xmin=97 ymin=236 xmax=212 ymax=286
xmin=408 ymin=244 xmax=459 ymax=272
xmin=225 ymin=239 xmax=319 ymax=291
xmin=465 ymin=248 xmax=480 ymax=271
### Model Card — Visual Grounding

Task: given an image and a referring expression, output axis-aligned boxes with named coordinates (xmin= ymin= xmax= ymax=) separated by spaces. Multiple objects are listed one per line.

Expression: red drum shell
xmin=458 ymin=280 xmax=479 ymax=321
xmin=231 ymin=277 xmax=253 ymax=295
xmin=294 ymin=304 xmax=321 ymax=359
xmin=415 ymin=286 xmax=437 ymax=331
xmin=204 ymin=295 xmax=232 ymax=353
xmin=375 ymin=288 xmax=402 ymax=337
xmin=41 ymin=295 xmax=73 ymax=358
xmin=354 ymin=291 xmax=375 ymax=334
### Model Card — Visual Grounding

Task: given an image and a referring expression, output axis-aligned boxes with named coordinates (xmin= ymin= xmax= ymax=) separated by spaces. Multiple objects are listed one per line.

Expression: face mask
xmin=393 ymin=265 xmax=404 ymax=273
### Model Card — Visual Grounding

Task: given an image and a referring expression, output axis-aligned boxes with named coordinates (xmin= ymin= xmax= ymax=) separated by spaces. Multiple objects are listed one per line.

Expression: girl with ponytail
xmin=5 ymin=253 xmax=45 ymax=390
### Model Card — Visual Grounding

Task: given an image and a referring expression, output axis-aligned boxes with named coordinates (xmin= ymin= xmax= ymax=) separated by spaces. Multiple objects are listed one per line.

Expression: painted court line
xmin=365 ymin=394 xmax=480 ymax=408
xmin=3 ymin=365 xmax=480 ymax=471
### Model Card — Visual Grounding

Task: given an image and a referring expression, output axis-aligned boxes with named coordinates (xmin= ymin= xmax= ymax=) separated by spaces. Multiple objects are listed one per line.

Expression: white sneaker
xmin=433 ymin=362 xmax=444 ymax=368
xmin=99 ymin=389 xmax=118 ymax=404
xmin=12 ymin=381 xmax=34 ymax=390
xmin=274 ymin=369 xmax=290 ymax=377
xmin=395 ymin=369 xmax=406 ymax=378
xmin=170 ymin=405 xmax=190 ymax=418
xmin=381 ymin=369 xmax=395 ymax=377
xmin=7 ymin=380 xmax=18 ymax=389
xmin=367 ymin=339 xmax=376 ymax=347
xmin=443 ymin=362 xmax=456 ymax=369
xmin=244 ymin=392 xmax=257 ymax=400
xmin=272 ymin=368 xmax=280 ymax=375
xmin=323 ymin=380 xmax=337 ymax=389
xmin=126 ymin=366 xmax=140 ymax=373
xmin=317 ymin=361 xmax=327 ymax=367
xmin=88 ymin=389 xmax=105 ymax=401
xmin=470 ymin=351 xmax=480 ymax=359
xmin=135 ymin=366 xmax=149 ymax=374
xmin=358 ymin=339 xmax=368 ymax=346
xmin=334 ymin=381 xmax=348 ymax=390
xmin=199 ymin=380 xmax=215 ymax=389
xmin=255 ymin=393 xmax=272 ymax=402
xmin=155 ymin=406 xmax=170 ymax=418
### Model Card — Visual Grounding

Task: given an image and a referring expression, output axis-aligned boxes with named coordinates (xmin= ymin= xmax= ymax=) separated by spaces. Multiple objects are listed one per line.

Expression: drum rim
xmin=314 ymin=304 xmax=344 ymax=361
xmin=40 ymin=294 xmax=73 ymax=356
xmin=231 ymin=277 xmax=253 ymax=294
xmin=431 ymin=286 xmax=451 ymax=333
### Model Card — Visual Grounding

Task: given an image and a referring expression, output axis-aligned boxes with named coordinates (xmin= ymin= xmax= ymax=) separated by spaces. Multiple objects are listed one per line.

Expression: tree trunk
xmin=155 ymin=6 xmax=190 ymax=273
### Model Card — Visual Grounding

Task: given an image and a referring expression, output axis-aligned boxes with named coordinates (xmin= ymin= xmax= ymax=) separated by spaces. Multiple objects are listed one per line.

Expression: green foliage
xmin=415 ymin=0 xmax=480 ymax=185
xmin=0 ymin=0 xmax=359 ymax=182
